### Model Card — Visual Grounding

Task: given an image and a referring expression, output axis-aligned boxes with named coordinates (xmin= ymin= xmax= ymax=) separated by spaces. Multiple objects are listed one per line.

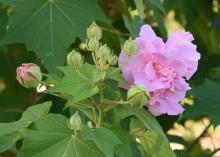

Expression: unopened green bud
xmin=127 ymin=85 xmax=149 ymax=109
xmin=97 ymin=44 xmax=111 ymax=62
xmin=108 ymin=55 xmax=118 ymax=65
xmin=123 ymin=38 xmax=137 ymax=56
xmin=87 ymin=38 xmax=100 ymax=51
xmin=67 ymin=50 xmax=84 ymax=69
xmin=68 ymin=111 xmax=82 ymax=131
xmin=16 ymin=63 xmax=42 ymax=88
xmin=87 ymin=22 xmax=102 ymax=40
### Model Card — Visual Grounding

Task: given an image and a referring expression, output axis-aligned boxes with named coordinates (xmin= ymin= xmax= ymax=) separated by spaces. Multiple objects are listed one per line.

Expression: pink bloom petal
xmin=118 ymin=24 xmax=200 ymax=116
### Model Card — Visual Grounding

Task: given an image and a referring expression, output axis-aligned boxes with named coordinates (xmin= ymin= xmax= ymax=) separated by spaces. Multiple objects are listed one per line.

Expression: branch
xmin=212 ymin=147 xmax=220 ymax=156
xmin=187 ymin=121 xmax=212 ymax=152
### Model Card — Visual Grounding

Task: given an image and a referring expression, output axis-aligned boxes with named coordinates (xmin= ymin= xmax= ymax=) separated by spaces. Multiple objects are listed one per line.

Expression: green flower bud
xmin=16 ymin=63 xmax=42 ymax=88
xmin=87 ymin=22 xmax=102 ymax=40
xmin=97 ymin=44 xmax=111 ymax=62
xmin=68 ymin=111 xmax=82 ymax=131
xmin=127 ymin=85 xmax=150 ymax=109
xmin=67 ymin=50 xmax=84 ymax=69
xmin=108 ymin=55 xmax=118 ymax=65
xmin=87 ymin=38 xmax=100 ymax=51
xmin=123 ymin=38 xmax=137 ymax=56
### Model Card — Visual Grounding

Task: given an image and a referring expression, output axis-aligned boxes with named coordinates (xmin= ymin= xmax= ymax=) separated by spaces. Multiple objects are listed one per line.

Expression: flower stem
xmin=103 ymin=99 xmax=129 ymax=112
xmin=100 ymin=26 xmax=130 ymax=37
xmin=96 ymin=81 xmax=104 ymax=128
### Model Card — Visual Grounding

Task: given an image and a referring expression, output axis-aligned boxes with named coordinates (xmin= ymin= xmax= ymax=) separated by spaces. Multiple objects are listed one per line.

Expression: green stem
xmin=97 ymin=107 xmax=103 ymax=128
xmin=92 ymin=52 xmax=98 ymax=67
xmin=97 ymin=81 xmax=104 ymax=128
xmin=103 ymin=99 xmax=129 ymax=105
xmin=100 ymin=26 xmax=130 ymax=37
xmin=92 ymin=107 xmax=98 ymax=126
xmin=103 ymin=99 xmax=129 ymax=113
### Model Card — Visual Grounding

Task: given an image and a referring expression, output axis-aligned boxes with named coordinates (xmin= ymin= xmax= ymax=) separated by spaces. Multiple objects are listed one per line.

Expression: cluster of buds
xmin=67 ymin=50 xmax=84 ymax=69
xmin=127 ymin=85 xmax=150 ymax=109
xmin=16 ymin=63 xmax=42 ymax=88
xmin=86 ymin=22 xmax=118 ymax=70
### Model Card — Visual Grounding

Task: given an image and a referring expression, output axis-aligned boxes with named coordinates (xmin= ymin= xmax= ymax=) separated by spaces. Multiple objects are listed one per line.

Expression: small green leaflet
xmin=46 ymin=64 xmax=99 ymax=103
xmin=0 ymin=0 xmax=106 ymax=74
xmin=81 ymin=126 xmax=121 ymax=157
xmin=0 ymin=101 xmax=52 ymax=136
xmin=18 ymin=114 xmax=106 ymax=157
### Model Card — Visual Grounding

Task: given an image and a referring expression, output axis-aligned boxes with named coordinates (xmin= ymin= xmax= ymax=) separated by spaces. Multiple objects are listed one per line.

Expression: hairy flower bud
xmin=97 ymin=44 xmax=111 ymax=62
xmin=87 ymin=22 xmax=102 ymax=40
xmin=87 ymin=38 xmax=100 ymax=51
xmin=127 ymin=85 xmax=149 ymax=109
xmin=123 ymin=38 xmax=137 ymax=56
xmin=67 ymin=50 xmax=84 ymax=69
xmin=108 ymin=55 xmax=118 ymax=65
xmin=68 ymin=111 xmax=82 ymax=131
xmin=16 ymin=63 xmax=42 ymax=88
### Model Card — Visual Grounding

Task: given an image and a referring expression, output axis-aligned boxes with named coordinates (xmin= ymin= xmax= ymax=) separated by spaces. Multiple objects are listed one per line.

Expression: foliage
xmin=0 ymin=0 xmax=220 ymax=157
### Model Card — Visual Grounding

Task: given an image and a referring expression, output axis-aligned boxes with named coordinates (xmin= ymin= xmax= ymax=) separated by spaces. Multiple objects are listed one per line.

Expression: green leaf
xmin=81 ymin=126 xmax=121 ymax=157
xmin=134 ymin=0 xmax=145 ymax=20
xmin=92 ymin=70 xmax=106 ymax=83
xmin=0 ymin=132 xmax=21 ymax=153
xmin=147 ymin=0 xmax=165 ymax=13
xmin=46 ymin=64 xmax=99 ymax=103
xmin=182 ymin=79 xmax=220 ymax=125
xmin=106 ymin=67 xmax=125 ymax=83
xmin=113 ymin=105 xmax=167 ymax=139
xmin=18 ymin=114 xmax=106 ymax=157
xmin=140 ymin=131 xmax=176 ymax=157
xmin=0 ymin=101 xmax=52 ymax=136
xmin=65 ymin=99 xmax=96 ymax=122
xmin=111 ymin=128 xmax=133 ymax=157
xmin=0 ymin=0 xmax=106 ymax=73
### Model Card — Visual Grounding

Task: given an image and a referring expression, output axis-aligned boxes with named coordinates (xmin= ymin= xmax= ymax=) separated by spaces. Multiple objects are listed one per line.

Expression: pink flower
xmin=119 ymin=25 xmax=200 ymax=116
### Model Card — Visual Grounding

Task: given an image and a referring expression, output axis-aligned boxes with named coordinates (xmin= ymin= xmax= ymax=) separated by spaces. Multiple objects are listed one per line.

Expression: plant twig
xmin=187 ymin=121 xmax=212 ymax=152
xmin=212 ymin=147 xmax=220 ymax=156
xmin=100 ymin=26 xmax=130 ymax=37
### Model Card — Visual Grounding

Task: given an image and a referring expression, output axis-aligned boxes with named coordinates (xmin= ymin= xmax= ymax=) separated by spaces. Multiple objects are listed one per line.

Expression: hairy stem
xmin=92 ymin=52 xmax=98 ymax=67
xmin=97 ymin=81 xmax=104 ymax=128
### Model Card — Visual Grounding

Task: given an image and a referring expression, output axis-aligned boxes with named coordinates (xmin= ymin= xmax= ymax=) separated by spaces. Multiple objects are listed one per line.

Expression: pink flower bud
xmin=16 ymin=63 xmax=42 ymax=88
